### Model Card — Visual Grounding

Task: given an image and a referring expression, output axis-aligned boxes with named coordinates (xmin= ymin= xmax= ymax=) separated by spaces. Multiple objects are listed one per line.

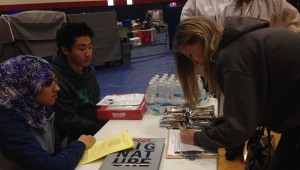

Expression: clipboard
xmin=166 ymin=129 xmax=218 ymax=159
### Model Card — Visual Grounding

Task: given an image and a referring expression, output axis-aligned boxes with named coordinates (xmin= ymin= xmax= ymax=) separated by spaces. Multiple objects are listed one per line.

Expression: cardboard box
xmin=150 ymin=28 xmax=156 ymax=42
xmin=98 ymin=98 xmax=146 ymax=120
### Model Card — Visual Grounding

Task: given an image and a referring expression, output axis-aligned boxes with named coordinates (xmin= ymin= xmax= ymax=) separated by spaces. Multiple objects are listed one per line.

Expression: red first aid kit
xmin=98 ymin=98 xmax=147 ymax=120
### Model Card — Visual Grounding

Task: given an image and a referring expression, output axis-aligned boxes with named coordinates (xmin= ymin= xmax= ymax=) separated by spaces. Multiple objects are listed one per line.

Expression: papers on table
xmin=167 ymin=129 xmax=204 ymax=156
xmin=166 ymin=129 xmax=218 ymax=159
xmin=79 ymin=130 xmax=135 ymax=165
xmin=97 ymin=93 xmax=144 ymax=106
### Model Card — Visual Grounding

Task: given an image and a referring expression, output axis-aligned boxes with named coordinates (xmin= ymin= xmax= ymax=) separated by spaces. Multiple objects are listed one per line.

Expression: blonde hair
xmin=173 ymin=16 xmax=222 ymax=106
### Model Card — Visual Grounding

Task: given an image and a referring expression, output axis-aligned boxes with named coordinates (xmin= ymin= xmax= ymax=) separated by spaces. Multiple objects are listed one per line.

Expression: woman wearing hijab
xmin=0 ymin=55 xmax=96 ymax=170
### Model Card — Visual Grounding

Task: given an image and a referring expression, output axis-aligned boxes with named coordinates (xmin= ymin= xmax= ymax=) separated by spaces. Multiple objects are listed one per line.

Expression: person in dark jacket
xmin=0 ymin=55 xmax=96 ymax=170
xmin=52 ymin=22 xmax=106 ymax=143
xmin=173 ymin=16 xmax=300 ymax=169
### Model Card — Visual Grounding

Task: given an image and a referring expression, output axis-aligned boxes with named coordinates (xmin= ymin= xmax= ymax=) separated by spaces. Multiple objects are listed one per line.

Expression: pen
xmin=175 ymin=150 xmax=204 ymax=154
xmin=178 ymin=123 xmax=187 ymax=130
xmin=176 ymin=151 xmax=204 ymax=160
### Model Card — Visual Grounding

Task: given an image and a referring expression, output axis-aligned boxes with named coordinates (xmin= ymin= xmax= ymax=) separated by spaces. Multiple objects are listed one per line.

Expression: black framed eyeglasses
xmin=42 ymin=79 xmax=58 ymax=87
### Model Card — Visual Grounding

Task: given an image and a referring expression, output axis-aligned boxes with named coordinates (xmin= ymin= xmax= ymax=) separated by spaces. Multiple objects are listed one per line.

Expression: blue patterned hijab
xmin=0 ymin=55 xmax=55 ymax=133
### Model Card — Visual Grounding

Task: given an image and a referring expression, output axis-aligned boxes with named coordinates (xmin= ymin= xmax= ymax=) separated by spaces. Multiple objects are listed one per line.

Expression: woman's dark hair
xmin=56 ymin=22 xmax=94 ymax=52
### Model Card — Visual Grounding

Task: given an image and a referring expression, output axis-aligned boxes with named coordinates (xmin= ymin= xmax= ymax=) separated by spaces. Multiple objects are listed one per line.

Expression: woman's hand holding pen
xmin=179 ymin=124 xmax=195 ymax=145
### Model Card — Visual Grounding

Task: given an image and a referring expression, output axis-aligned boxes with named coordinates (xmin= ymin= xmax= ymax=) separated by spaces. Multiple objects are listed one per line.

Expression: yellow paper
xmin=79 ymin=130 xmax=134 ymax=164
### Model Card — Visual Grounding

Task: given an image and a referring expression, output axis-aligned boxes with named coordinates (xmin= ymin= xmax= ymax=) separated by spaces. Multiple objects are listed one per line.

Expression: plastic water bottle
xmin=197 ymin=75 xmax=210 ymax=106
xmin=146 ymin=80 xmax=160 ymax=114
xmin=170 ymin=73 xmax=175 ymax=77
xmin=168 ymin=77 xmax=176 ymax=105
xmin=161 ymin=78 xmax=170 ymax=102
xmin=156 ymin=78 xmax=166 ymax=103
xmin=158 ymin=77 xmax=174 ymax=112
xmin=172 ymin=80 xmax=185 ymax=106
xmin=197 ymin=75 xmax=207 ymax=96
xmin=145 ymin=81 xmax=156 ymax=104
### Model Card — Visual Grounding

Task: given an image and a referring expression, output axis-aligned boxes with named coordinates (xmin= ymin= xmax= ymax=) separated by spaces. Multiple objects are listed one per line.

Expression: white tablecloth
xmin=76 ymin=98 xmax=218 ymax=170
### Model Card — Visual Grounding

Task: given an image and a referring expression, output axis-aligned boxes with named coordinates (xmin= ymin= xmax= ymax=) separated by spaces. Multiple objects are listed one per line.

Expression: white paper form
xmin=167 ymin=129 xmax=204 ymax=157
xmin=97 ymin=93 xmax=144 ymax=106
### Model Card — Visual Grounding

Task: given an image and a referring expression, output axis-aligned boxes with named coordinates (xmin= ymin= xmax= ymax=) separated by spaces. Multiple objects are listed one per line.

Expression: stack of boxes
xmin=137 ymin=29 xmax=152 ymax=45
xmin=118 ymin=26 xmax=132 ymax=64
xmin=117 ymin=22 xmax=158 ymax=64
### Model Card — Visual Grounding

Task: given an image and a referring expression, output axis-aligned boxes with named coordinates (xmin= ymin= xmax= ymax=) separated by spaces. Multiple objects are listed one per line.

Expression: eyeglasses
xmin=42 ymin=79 xmax=58 ymax=87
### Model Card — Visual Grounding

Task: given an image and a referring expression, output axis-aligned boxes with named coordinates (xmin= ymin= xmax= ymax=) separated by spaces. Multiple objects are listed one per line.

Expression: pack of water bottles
xmin=145 ymin=73 xmax=209 ymax=114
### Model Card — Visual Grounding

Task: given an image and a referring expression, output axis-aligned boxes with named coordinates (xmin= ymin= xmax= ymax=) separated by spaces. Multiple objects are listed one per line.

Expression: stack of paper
xmin=79 ymin=130 xmax=135 ymax=165
xmin=97 ymin=93 xmax=145 ymax=106
xmin=166 ymin=129 xmax=218 ymax=159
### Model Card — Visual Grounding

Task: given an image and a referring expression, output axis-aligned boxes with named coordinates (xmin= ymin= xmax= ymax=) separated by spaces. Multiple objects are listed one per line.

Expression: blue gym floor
xmin=95 ymin=32 xmax=175 ymax=99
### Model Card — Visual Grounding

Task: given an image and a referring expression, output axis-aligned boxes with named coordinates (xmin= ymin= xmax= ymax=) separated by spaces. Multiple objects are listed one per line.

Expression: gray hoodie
xmin=195 ymin=16 xmax=300 ymax=148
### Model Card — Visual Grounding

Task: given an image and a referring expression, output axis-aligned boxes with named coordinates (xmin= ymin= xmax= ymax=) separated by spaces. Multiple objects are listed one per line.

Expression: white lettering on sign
xmin=112 ymin=112 xmax=126 ymax=117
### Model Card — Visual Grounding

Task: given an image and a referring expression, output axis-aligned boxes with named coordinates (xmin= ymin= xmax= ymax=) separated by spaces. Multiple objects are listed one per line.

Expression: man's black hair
xmin=56 ymin=22 xmax=94 ymax=52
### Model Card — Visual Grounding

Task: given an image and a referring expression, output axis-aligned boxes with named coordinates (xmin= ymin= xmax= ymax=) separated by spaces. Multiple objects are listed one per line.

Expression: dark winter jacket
xmin=0 ymin=110 xmax=85 ymax=170
xmin=52 ymin=52 xmax=102 ymax=142
xmin=195 ymin=16 xmax=300 ymax=148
